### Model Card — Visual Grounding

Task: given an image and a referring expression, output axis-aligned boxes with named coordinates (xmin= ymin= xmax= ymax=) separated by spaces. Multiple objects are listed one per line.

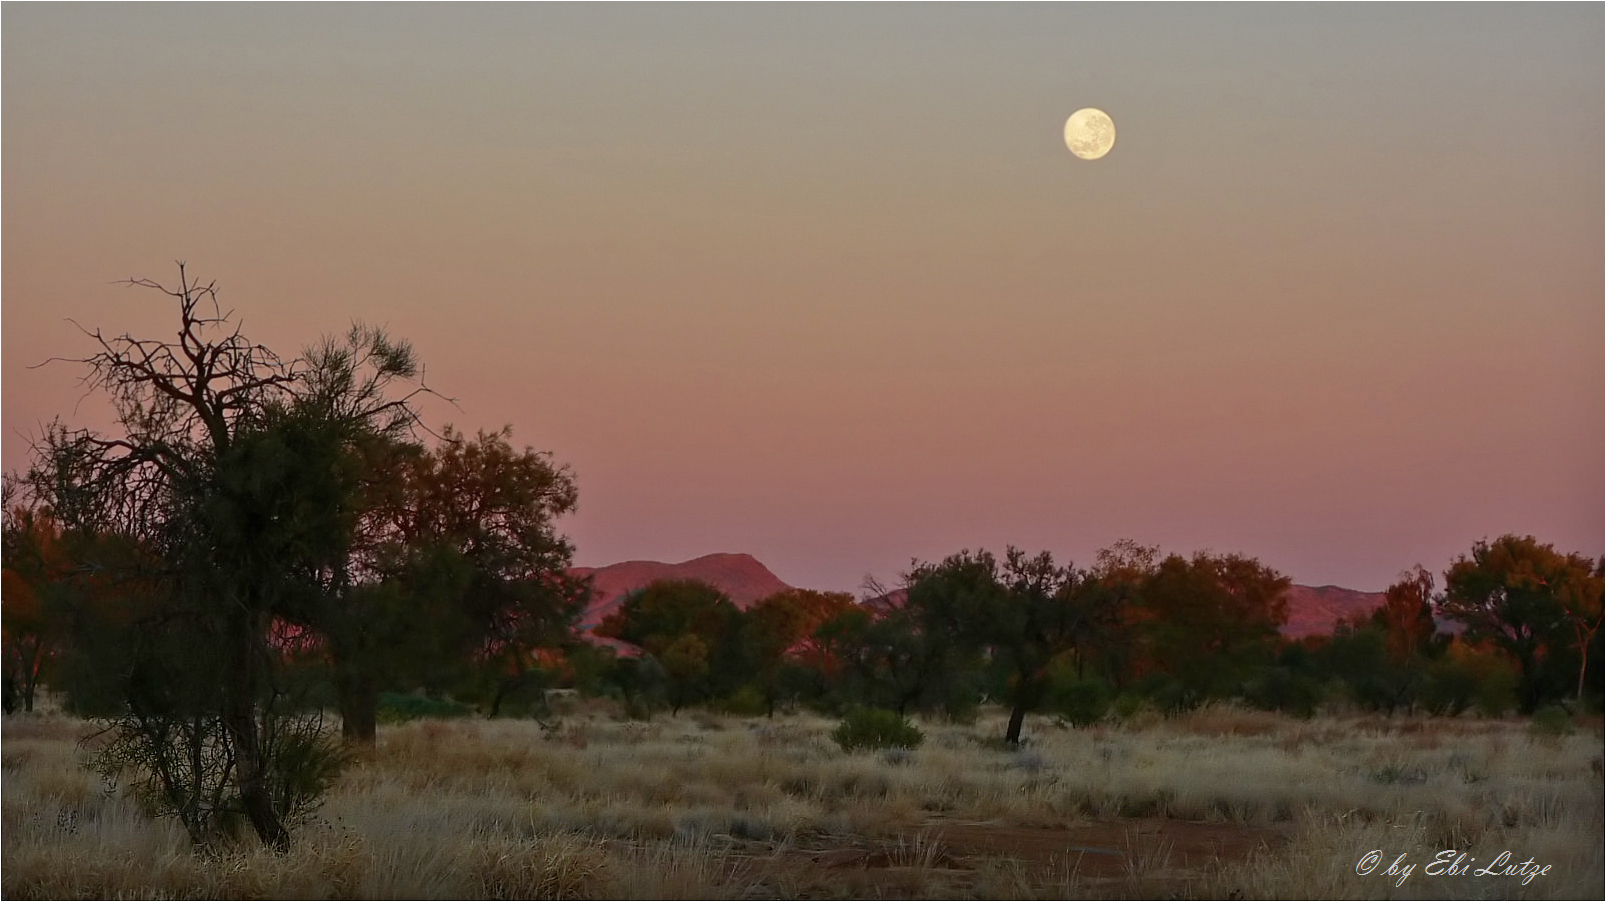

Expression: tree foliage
xmin=324 ymin=424 xmax=587 ymax=738
xmin=1439 ymin=535 xmax=1603 ymax=713
xmin=597 ymin=579 xmax=742 ymax=713
xmin=742 ymin=588 xmax=857 ymax=716
xmin=24 ymin=266 xmax=429 ymax=849
xmin=904 ymin=548 xmax=1091 ymax=744
xmin=815 ymin=590 xmax=974 ymax=719
xmin=1130 ymin=551 xmax=1290 ymax=709
xmin=1 ymin=496 xmax=74 ymax=713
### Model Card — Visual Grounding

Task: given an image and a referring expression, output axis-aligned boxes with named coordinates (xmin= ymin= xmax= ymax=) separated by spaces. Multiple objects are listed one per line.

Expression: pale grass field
xmin=3 ymin=704 xmax=1601 ymax=899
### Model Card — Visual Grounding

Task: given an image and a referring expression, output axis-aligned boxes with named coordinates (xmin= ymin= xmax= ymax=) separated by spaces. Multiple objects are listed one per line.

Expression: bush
xmin=375 ymin=692 xmax=473 ymax=724
xmin=722 ymin=685 xmax=768 ymax=717
xmin=831 ymin=708 xmax=924 ymax=752
xmin=1530 ymin=704 xmax=1575 ymax=738
xmin=1111 ymin=693 xmax=1148 ymax=720
xmin=1243 ymin=666 xmax=1321 ymax=719
xmin=1054 ymin=678 xmax=1112 ymax=727
xmin=91 ymin=704 xmax=346 ymax=849
xmin=1421 ymin=656 xmax=1478 ymax=716
xmin=1147 ymin=678 xmax=1204 ymax=715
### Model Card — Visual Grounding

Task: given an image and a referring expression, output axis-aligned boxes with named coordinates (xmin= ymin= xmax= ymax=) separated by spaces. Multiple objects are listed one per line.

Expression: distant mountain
xmin=568 ymin=553 xmax=1391 ymax=641
xmin=859 ymin=583 xmax=1388 ymax=639
xmin=570 ymin=552 xmax=793 ymax=633
xmin=1279 ymin=584 xmax=1387 ymax=638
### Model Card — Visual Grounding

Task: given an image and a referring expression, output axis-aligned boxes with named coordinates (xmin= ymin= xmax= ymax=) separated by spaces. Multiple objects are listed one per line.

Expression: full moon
xmin=1064 ymin=108 xmax=1116 ymax=160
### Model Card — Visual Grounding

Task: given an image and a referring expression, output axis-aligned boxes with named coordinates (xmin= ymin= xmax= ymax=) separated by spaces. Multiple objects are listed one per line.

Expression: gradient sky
xmin=4 ymin=5 xmax=1601 ymax=594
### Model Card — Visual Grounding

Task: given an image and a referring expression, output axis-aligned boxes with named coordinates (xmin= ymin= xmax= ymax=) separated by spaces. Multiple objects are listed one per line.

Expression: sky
xmin=4 ymin=5 xmax=1601 ymax=595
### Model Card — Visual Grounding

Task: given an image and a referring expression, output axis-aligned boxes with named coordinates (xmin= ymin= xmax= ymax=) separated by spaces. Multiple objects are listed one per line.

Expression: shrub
xmin=1112 ymin=693 xmax=1148 ymax=720
xmin=1423 ymin=641 xmax=1519 ymax=718
xmin=1147 ymin=678 xmax=1203 ymax=715
xmin=1421 ymin=656 xmax=1478 ymax=716
xmin=831 ymin=708 xmax=923 ymax=752
xmin=1054 ymin=678 xmax=1112 ymax=727
xmin=375 ymin=692 xmax=473 ymax=724
xmin=1530 ymin=704 xmax=1575 ymax=738
xmin=1242 ymin=666 xmax=1321 ymax=719
xmin=722 ymin=685 xmax=768 ymax=717
xmin=91 ymin=705 xmax=346 ymax=848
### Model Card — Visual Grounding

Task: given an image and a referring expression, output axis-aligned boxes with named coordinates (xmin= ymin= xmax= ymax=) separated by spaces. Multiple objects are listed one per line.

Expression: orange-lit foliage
xmin=744 ymin=588 xmax=857 ymax=715
xmin=1378 ymin=567 xmax=1437 ymax=664
xmin=1441 ymin=534 xmax=1602 ymax=711
xmin=2 ymin=507 xmax=73 ymax=712
xmin=751 ymin=589 xmax=858 ymax=673
xmin=319 ymin=425 xmax=586 ymax=736
xmin=597 ymin=578 xmax=743 ymax=713
xmin=1124 ymin=550 xmax=1290 ymax=701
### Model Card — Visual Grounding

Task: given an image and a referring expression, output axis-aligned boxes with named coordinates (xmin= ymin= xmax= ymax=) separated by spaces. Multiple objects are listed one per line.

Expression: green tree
xmin=324 ymin=425 xmax=587 ymax=738
xmin=742 ymin=588 xmax=856 ymax=717
xmin=815 ymin=587 xmax=978 ymax=719
xmin=596 ymin=579 xmax=743 ymax=714
xmin=1419 ymin=638 xmax=1519 ymax=716
xmin=1082 ymin=540 xmax=1161 ymax=691
xmin=1439 ymin=535 xmax=1603 ymax=713
xmin=902 ymin=547 xmax=1128 ymax=744
xmin=1378 ymin=566 xmax=1439 ymax=665
xmin=657 ymin=633 xmax=711 ymax=715
xmin=26 ymin=266 xmax=423 ymax=848
xmin=1317 ymin=620 xmax=1418 ymax=714
xmin=1131 ymin=551 xmax=1290 ymax=709
xmin=1 ymin=497 xmax=73 ymax=713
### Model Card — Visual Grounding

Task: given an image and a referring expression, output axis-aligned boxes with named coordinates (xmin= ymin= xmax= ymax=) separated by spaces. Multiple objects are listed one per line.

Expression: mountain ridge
xmin=571 ymin=552 xmax=792 ymax=632
xmin=570 ymin=553 xmax=1389 ymax=639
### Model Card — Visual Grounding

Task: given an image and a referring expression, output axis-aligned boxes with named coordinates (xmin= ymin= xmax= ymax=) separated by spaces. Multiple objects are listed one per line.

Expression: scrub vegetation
xmin=4 ymin=704 xmax=1601 ymax=899
xmin=3 ymin=270 xmax=1602 ymax=898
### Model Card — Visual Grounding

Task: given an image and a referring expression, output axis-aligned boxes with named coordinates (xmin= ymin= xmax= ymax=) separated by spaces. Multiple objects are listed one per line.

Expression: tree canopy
xmin=17 ymin=265 xmax=585 ymax=847
xmin=1439 ymin=535 xmax=1603 ymax=712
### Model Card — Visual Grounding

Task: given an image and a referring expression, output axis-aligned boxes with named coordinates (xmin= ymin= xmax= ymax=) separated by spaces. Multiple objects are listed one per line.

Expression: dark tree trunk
xmin=1004 ymin=672 xmax=1044 ymax=745
xmin=1513 ymin=644 xmax=1542 ymax=715
xmin=331 ymin=634 xmax=380 ymax=746
xmin=488 ymin=671 xmax=537 ymax=720
xmin=20 ymin=642 xmax=42 ymax=713
xmin=1004 ymin=698 xmax=1030 ymax=745
xmin=224 ymin=611 xmax=289 ymax=851
xmin=335 ymin=669 xmax=379 ymax=745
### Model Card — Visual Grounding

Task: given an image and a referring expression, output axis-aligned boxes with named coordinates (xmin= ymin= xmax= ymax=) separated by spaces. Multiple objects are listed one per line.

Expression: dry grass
xmin=4 ymin=704 xmax=1601 ymax=898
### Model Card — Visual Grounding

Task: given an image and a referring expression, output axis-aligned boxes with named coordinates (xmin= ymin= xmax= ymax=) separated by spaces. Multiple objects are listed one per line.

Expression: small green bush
xmin=1422 ymin=642 xmax=1518 ymax=717
xmin=1530 ymin=704 xmax=1575 ymax=738
xmin=1055 ymin=678 xmax=1112 ymax=727
xmin=1243 ymin=666 xmax=1321 ymax=719
xmin=832 ymin=708 xmax=924 ymax=752
xmin=722 ymin=685 xmax=768 ymax=717
xmin=1111 ymin=693 xmax=1147 ymax=720
xmin=376 ymin=692 xmax=473 ymax=724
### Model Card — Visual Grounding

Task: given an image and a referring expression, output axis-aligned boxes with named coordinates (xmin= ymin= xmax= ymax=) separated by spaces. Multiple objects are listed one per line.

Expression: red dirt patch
xmin=729 ymin=816 xmax=1287 ymax=897
xmin=918 ymin=816 xmax=1284 ymax=879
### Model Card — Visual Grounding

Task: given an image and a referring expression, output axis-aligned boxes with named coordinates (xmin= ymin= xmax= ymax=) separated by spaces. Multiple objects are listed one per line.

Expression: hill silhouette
xmin=570 ymin=553 xmax=1389 ymax=640
xmin=571 ymin=552 xmax=791 ymax=635
xmin=1278 ymin=584 xmax=1387 ymax=638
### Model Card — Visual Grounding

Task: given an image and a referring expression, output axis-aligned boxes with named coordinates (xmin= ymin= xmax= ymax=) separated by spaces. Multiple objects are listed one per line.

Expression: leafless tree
xmin=29 ymin=263 xmax=431 ymax=849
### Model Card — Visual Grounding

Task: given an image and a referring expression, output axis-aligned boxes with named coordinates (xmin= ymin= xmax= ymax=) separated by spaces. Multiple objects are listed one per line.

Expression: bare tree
xmin=29 ymin=264 xmax=428 ymax=849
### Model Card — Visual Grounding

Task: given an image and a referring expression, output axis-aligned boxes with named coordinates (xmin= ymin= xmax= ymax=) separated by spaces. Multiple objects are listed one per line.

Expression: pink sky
xmin=4 ymin=6 xmax=1601 ymax=593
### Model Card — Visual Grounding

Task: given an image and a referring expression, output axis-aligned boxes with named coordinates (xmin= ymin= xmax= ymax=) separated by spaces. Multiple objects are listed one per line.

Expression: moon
xmin=1064 ymin=108 xmax=1116 ymax=160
